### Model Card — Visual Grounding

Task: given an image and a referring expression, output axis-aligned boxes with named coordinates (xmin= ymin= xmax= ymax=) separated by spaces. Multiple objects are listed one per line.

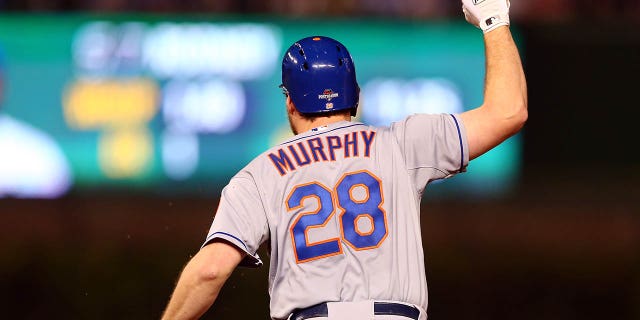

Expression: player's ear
xmin=286 ymin=96 xmax=297 ymax=115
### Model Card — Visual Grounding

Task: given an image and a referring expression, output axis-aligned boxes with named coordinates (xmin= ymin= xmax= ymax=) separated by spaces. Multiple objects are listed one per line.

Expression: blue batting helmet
xmin=281 ymin=36 xmax=359 ymax=115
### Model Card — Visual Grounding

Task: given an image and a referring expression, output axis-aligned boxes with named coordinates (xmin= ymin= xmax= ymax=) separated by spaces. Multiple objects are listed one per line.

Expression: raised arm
xmin=161 ymin=241 xmax=245 ymax=320
xmin=459 ymin=0 xmax=528 ymax=160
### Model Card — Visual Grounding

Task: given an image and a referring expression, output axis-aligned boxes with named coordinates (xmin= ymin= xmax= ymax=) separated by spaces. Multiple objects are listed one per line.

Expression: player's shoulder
xmin=389 ymin=113 xmax=462 ymax=134
xmin=394 ymin=113 xmax=458 ymax=125
xmin=229 ymin=142 xmax=288 ymax=182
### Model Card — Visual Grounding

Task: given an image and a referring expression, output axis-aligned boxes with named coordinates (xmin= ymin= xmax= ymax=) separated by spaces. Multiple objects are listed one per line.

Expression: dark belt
xmin=290 ymin=301 xmax=420 ymax=320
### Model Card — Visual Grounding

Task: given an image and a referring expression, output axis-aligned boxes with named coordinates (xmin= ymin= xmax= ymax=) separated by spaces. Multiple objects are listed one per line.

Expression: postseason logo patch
xmin=318 ymin=89 xmax=339 ymax=101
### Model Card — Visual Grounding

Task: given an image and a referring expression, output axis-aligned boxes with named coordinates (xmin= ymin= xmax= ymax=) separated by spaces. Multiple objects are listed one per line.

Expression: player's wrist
xmin=479 ymin=13 xmax=510 ymax=33
xmin=481 ymin=25 xmax=511 ymax=42
xmin=462 ymin=0 xmax=511 ymax=33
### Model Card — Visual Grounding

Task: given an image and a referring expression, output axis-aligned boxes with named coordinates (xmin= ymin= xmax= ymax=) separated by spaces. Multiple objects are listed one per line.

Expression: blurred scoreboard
xmin=0 ymin=15 xmax=521 ymax=198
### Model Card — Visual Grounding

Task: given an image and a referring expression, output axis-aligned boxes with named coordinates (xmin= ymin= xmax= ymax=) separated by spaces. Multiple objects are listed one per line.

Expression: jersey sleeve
xmin=391 ymin=113 xmax=469 ymax=191
xmin=202 ymin=171 xmax=269 ymax=268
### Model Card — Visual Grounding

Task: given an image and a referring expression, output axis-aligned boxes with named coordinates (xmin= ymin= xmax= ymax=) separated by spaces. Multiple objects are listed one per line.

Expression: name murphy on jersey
xmin=268 ymin=130 xmax=376 ymax=176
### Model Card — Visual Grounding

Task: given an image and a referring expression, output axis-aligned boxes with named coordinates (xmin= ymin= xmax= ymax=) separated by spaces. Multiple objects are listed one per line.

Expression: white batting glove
xmin=462 ymin=0 xmax=510 ymax=33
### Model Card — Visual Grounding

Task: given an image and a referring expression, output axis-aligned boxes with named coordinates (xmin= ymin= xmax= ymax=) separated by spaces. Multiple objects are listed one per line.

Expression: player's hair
xmin=299 ymin=108 xmax=352 ymax=121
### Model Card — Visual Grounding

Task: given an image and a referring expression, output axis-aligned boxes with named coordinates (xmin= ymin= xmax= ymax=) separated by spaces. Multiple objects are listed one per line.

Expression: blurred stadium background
xmin=0 ymin=1 xmax=638 ymax=319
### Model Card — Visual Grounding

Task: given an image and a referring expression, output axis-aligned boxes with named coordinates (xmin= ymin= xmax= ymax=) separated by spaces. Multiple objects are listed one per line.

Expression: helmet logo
xmin=319 ymin=89 xmax=339 ymax=102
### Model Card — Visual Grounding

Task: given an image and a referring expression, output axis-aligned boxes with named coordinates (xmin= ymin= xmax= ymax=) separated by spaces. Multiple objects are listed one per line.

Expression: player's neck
xmin=295 ymin=114 xmax=351 ymax=134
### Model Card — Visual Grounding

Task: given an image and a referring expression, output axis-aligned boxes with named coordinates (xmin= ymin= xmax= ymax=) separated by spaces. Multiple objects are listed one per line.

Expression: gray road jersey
xmin=204 ymin=114 xmax=469 ymax=319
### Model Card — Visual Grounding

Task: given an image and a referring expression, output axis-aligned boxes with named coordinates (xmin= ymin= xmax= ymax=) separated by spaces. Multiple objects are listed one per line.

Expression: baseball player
xmin=162 ymin=0 xmax=526 ymax=319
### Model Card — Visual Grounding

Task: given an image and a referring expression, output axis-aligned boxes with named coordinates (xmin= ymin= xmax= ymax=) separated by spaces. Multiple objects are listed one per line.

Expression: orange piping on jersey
xmin=354 ymin=214 xmax=376 ymax=237
xmin=325 ymin=136 xmax=342 ymax=162
xmin=360 ymin=131 xmax=376 ymax=158
xmin=343 ymin=132 xmax=358 ymax=158
xmin=286 ymin=182 xmax=343 ymax=264
xmin=348 ymin=183 xmax=370 ymax=204
xmin=336 ymin=170 xmax=388 ymax=252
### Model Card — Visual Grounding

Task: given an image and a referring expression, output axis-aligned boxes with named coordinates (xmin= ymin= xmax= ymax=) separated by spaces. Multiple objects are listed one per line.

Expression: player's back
xmin=240 ymin=115 xmax=467 ymax=319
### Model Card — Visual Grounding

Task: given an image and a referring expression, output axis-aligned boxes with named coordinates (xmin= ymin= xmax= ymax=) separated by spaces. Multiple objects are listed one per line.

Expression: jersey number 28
xmin=286 ymin=170 xmax=388 ymax=263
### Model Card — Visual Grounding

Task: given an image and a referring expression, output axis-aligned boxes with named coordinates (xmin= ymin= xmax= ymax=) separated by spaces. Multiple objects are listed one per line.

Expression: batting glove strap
xmin=462 ymin=0 xmax=510 ymax=33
